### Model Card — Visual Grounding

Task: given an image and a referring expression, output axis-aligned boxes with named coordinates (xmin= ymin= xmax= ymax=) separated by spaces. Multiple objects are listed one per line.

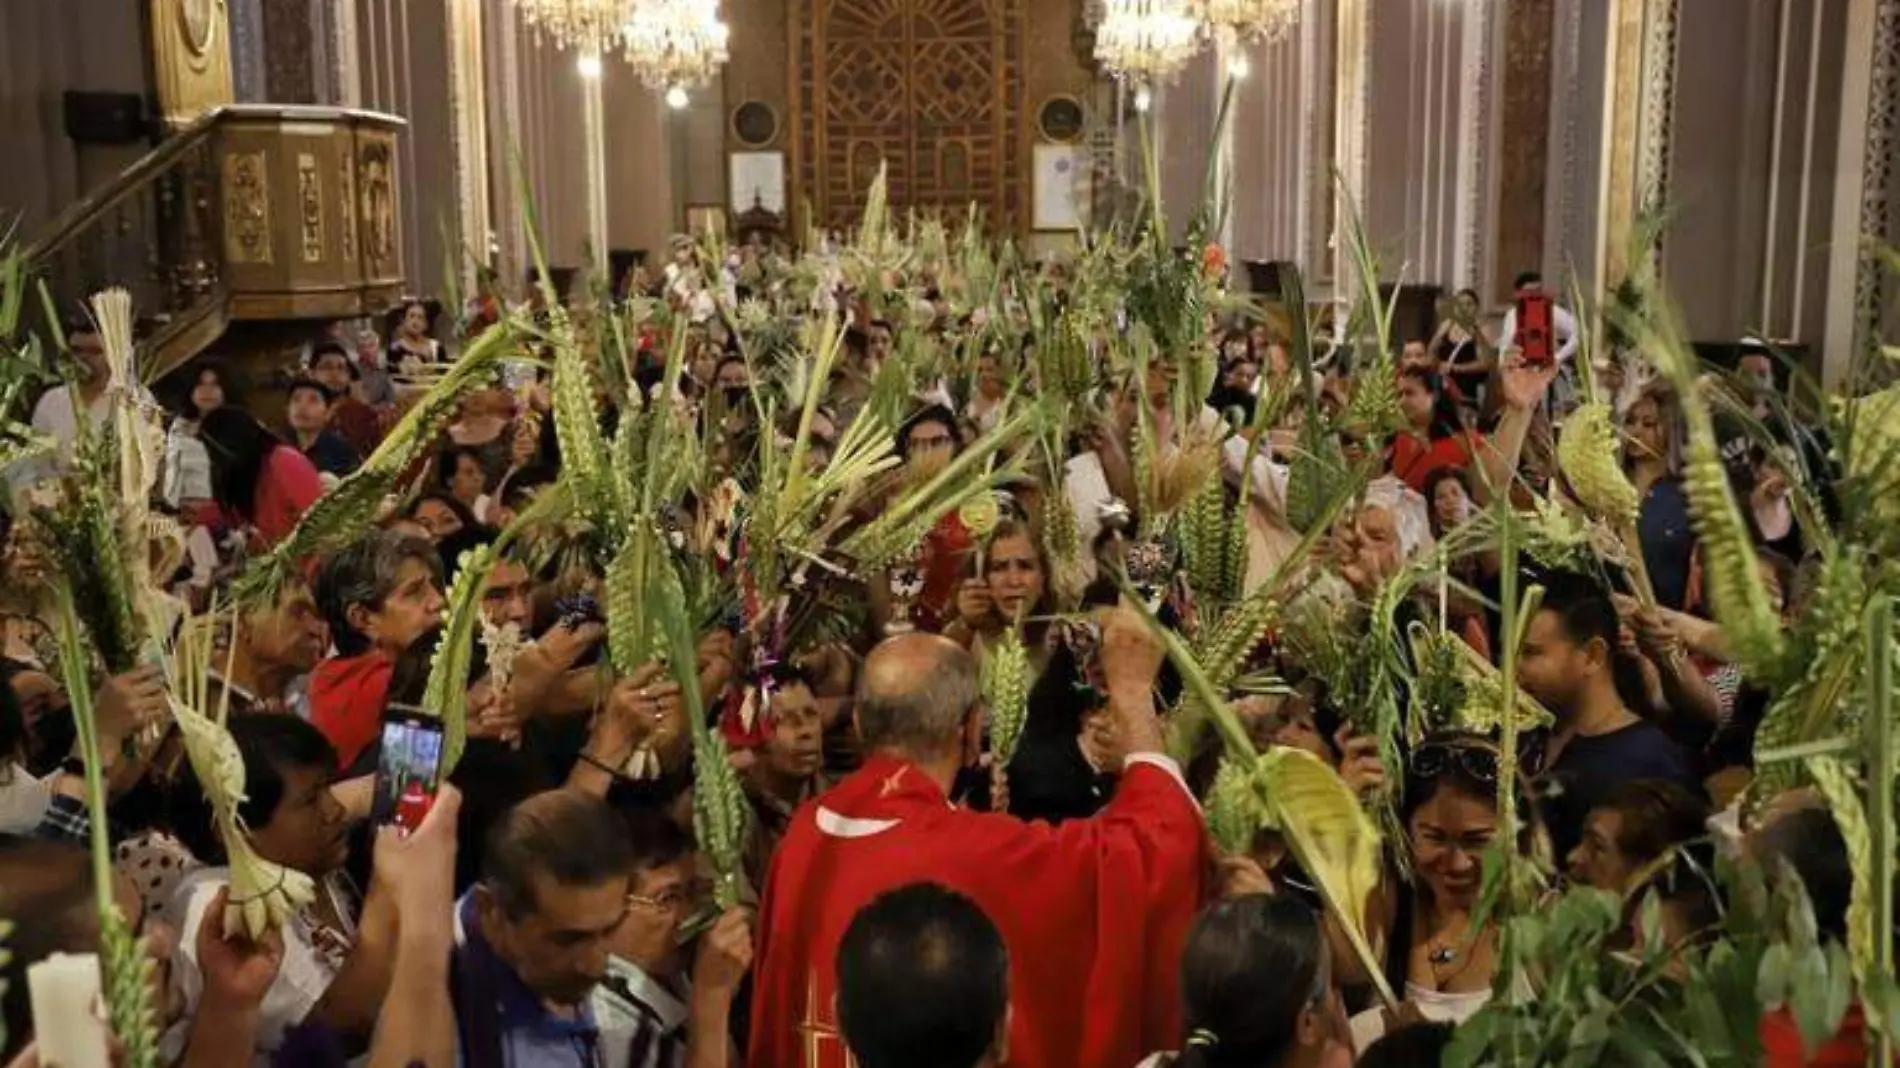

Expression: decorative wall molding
xmin=297 ymin=151 xmax=325 ymax=262
xmin=1851 ymin=0 xmax=1899 ymax=366
xmin=1493 ymin=0 xmax=1553 ymax=299
xmin=1634 ymin=0 xmax=1679 ymax=270
xmin=1555 ymin=0 xmax=1583 ymax=286
xmin=223 ymin=149 xmax=272 ymax=264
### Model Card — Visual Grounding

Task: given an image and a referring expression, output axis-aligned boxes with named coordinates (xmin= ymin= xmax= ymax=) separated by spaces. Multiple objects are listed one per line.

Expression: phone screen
xmin=1516 ymin=293 xmax=1554 ymax=368
xmin=372 ymin=708 xmax=445 ymax=835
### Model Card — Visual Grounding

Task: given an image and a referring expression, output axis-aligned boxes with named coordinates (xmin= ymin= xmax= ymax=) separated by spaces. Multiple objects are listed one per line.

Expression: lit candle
xmin=28 ymin=952 xmax=112 ymax=1068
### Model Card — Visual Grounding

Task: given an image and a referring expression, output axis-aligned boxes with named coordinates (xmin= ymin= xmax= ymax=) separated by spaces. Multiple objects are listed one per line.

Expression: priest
xmin=747 ymin=610 xmax=1206 ymax=1068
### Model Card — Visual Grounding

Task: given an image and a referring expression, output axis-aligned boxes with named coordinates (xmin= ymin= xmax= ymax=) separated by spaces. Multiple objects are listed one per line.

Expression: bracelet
xmin=577 ymin=750 xmax=628 ymax=780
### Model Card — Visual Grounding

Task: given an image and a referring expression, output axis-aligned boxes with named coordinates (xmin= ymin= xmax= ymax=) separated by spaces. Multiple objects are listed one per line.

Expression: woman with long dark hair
xmin=1387 ymin=367 xmax=1483 ymax=494
xmin=1339 ymin=731 xmax=1543 ymax=1051
xmin=1140 ymin=894 xmax=1350 ymax=1068
xmin=385 ymin=298 xmax=443 ymax=373
xmin=163 ymin=360 xmax=241 ymax=523
xmin=198 ymin=406 xmax=324 ymax=550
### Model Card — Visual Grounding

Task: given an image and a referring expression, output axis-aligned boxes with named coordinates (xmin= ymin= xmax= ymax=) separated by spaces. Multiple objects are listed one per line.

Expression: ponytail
xmin=1174 ymin=896 xmax=1325 ymax=1068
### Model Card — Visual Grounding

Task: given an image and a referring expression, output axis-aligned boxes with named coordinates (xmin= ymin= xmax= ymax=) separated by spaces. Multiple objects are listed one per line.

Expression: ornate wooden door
xmin=793 ymin=0 xmax=1024 ymax=234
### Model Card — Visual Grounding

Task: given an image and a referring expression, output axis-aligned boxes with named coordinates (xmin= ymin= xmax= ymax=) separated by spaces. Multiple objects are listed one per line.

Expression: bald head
xmin=856 ymin=633 xmax=981 ymax=758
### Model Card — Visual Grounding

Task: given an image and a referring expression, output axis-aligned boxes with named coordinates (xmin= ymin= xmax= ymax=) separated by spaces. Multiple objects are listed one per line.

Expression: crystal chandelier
xmin=622 ymin=0 xmax=730 ymax=95
xmin=1093 ymin=0 xmax=1202 ymax=85
xmin=1199 ymin=0 xmax=1300 ymax=42
xmin=513 ymin=0 xmax=636 ymax=55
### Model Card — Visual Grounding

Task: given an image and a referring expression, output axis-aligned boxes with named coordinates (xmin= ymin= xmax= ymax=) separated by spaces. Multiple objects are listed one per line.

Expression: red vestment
xmin=746 ymin=752 xmax=1206 ymax=1068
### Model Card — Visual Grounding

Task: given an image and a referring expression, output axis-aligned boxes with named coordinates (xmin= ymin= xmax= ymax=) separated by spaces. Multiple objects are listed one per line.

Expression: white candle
xmin=28 ymin=952 xmax=112 ymax=1068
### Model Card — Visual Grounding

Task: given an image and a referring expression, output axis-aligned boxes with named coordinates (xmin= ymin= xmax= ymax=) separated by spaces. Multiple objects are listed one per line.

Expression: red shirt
xmin=747 ymin=753 xmax=1206 ymax=1068
xmin=309 ymin=652 xmax=395 ymax=771
xmin=1762 ymin=1005 xmax=1893 ymax=1067
xmin=1388 ymin=430 xmax=1483 ymax=494
xmin=231 ymin=446 xmax=324 ymax=550
xmin=330 ymin=396 xmax=386 ymax=458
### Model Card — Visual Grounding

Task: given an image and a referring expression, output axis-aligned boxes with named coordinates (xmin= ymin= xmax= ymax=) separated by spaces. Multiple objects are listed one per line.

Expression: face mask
xmin=723 ymin=385 xmax=749 ymax=408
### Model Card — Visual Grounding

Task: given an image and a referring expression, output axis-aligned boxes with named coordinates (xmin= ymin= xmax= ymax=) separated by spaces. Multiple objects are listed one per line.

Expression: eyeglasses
xmin=1409 ymin=734 xmax=1546 ymax=782
xmin=628 ymin=882 xmax=707 ymax=912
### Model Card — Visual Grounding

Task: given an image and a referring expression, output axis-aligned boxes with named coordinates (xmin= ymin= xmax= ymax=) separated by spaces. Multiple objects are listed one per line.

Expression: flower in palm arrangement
xmin=1201 ymin=242 xmax=1227 ymax=281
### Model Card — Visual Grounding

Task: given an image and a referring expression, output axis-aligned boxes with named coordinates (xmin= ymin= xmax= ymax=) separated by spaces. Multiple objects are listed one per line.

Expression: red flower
xmin=1202 ymin=243 xmax=1227 ymax=278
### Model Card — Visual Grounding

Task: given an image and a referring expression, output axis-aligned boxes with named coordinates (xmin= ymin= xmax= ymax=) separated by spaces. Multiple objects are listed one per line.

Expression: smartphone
xmin=371 ymin=705 xmax=445 ymax=835
xmin=1516 ymin=292 xmax=1554 ymax=368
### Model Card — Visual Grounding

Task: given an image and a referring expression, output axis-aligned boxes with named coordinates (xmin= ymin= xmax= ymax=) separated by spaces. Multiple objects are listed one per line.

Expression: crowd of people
xmin=0 ymin=209 xmax=1887 ymax=1068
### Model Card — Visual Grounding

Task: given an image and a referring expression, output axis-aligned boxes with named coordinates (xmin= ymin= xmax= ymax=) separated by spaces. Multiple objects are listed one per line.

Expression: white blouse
xmin=161 ymin=867 xmax=357 ymax=1067
xmin=164 ymin=421 xmax=214 ymax=507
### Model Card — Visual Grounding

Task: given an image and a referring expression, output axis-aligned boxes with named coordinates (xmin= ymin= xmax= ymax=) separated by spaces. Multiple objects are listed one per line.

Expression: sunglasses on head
xmin=1409 ymin=734 xmax=1545 ymax=782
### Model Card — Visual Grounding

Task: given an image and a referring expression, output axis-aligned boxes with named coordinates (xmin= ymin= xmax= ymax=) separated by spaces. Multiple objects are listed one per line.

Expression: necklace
xmin=1421 ymin=924 xmax=1489 ymax=991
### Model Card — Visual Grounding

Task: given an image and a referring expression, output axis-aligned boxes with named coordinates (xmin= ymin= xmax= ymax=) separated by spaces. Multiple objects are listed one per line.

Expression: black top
xmin=1437 ymin=335 xmax=1489 ymax=399
xmin=1540 ymin=719 xmax=1700 ymax=860
xmin=299 ymin=429 xmax=361 ymax=478
xmin=1006 ymin=643 xmax=1115 ymax=824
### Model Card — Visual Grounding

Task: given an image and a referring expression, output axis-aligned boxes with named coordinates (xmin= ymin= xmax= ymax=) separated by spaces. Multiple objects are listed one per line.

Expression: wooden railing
xmin=26 ymin=105 xmax=408 ymax=380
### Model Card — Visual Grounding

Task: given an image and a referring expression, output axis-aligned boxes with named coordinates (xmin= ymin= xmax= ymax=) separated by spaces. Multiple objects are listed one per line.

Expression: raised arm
xmin=1474 ymin=353 xmax=1555 ymax=506
xmin=366 ymin=786 xmax=462 ymax=1068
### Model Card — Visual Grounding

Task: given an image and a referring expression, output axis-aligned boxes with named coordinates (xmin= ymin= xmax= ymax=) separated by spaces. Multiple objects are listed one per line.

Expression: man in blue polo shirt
xmin=453 ymin=789 xmax=636 ymax=1067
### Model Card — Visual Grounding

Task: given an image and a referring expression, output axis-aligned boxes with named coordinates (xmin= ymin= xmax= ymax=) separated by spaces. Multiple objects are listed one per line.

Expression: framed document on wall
xmin=730 ymin=152 xmax=786 ymax=216
xmin=1032 ymin=143 xmax=1088 ymax=232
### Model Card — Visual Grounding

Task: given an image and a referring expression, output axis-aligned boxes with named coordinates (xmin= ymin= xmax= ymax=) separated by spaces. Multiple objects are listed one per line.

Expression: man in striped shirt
xmin=595 ymin=810 xmax=752 ymax=1068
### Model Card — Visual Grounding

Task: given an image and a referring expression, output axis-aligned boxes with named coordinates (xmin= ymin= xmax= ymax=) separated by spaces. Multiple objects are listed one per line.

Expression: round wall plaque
xmin=732 ymin=101 xmax=780 ymax=147
xmin=1037 ymin=95 xmax=1086 ymax=144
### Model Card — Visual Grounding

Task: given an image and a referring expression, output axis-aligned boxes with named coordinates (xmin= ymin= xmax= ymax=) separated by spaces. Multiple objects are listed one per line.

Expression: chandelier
xmin=1199 ymin=0 xmax=1301 ymax=42
xmin=622 ymin=0 xmax=730 ymax=94
xmin=1093 ymin=0 xmax=1202 ymax=84
xmin=513 ymin=0 xmax=635 ymax=55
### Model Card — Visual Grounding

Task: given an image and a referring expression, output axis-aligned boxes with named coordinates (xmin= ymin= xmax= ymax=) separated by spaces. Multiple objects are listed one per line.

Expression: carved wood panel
xmin=792 ymin=0 xmax=1024 ymax=234
xmin=1492 ymin=0 xmax=1553 ymax=299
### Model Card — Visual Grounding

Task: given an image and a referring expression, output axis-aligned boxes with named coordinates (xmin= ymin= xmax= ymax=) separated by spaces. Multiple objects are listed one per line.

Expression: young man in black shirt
xmin=1515 ymin=572 xmax=1702 ymax=859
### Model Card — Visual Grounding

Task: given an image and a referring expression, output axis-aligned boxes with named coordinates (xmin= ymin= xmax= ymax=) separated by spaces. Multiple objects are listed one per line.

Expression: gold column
xmin=1594 ymin=0 xmax=1680 ymax=299
xmin=486 ymin=0 xmax=528 ymax=291
xmin=448 ymin=0 xmax=492 ymax=291
xmin=1212 ymin=26 xmax=1240 ymax=255
xmin=1332 ymin=0 xmax=1371 ymax=295
xmin=152 ymin=0 xmax=237 ymax=127
xmin=580 ymin=52 xmax=610 ymax=267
